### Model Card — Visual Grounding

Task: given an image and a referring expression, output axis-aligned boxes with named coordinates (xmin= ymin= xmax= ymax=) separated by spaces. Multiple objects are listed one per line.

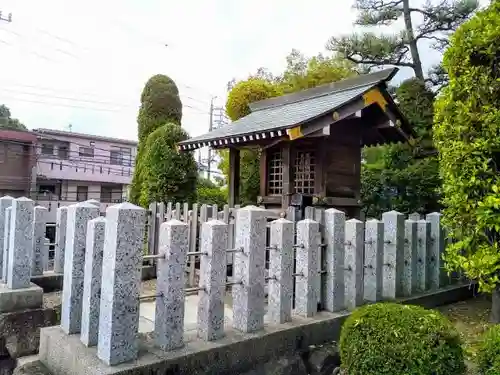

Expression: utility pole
xmin=206 ymin=97 xmax=215 ymax=180
xmin=0 ymin=11 xmax=12 ymax=23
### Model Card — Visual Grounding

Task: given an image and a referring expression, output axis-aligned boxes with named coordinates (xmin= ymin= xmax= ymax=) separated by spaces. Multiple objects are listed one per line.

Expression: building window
xmin=110 ymin=147 xmax=132 ymax=166
xmin=267 ymin=150 xmax=283 ymax=195
xmin=41 ymin=143 xmax=54 ymax=156
xmin=58 ymin=145 xmax=69 ymax=159
xmin=79 ymin=147 xmax=94 ymax=157
xmin=77 ymin=186 xmax=88 ymax=201
xmin=100 ymin=185 xmax=123 ymax=203
xmin=294 ymin=150 xmax=316 ymax=195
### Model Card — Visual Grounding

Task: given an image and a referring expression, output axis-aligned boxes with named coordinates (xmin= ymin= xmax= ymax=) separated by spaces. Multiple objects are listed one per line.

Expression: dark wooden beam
xmin=228 ymin=148 xmax=240 ymax=207
xmin=260 ymin=149 xmax=267 ymax=198
xmin=281 ymin=142 xmax=292 ymax=208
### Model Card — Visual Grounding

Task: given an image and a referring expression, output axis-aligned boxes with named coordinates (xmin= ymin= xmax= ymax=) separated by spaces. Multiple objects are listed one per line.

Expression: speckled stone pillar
xmin=403 ymin=220 xmax=417 ymax=296
xmin=382 ymin=211 xmax=405 ymax=299
xmin=7 ymin=197 xmax=35 ymax=289
xmin=345 ymin=219 xmax=364 ymax=310
xmin=81 ymin=217 xmax=106 ymax=347
xmin=0 ymin=196 xmax=13 ymax=280
xmin=97 ymin=203 xmax=146 ymax=366
xmin=54 ymin=207 xmax=68 ymax=274
xmin=416 ymin=220 xmax=431 ymax=292
xmin=232 ymin=206 xmax=267 ymax=333
xmin=154 ymin=219 xmax=189 ymax=350
xmin=426 ymin=212 xmax=447 ymax=289
xmin=85 ymin=199 xmax=100 ymax=206
xmin=268 ymin=218 xmax=294 ymax=324
xmin=197 ymin=220 xmax=227 ymax=341
xmin=2 ymin=206 xmax=11 ymax=283
xmin=61 ymin=202 xmax=99 ymax=335
xmin=324 ymin=209 xmax=345 ymax=312
xmin=32 ymin=206 xmax=47 ymax=276
xmin=43 ymin=237 xmax=50 ymax=272
xmin=364 ymin=219 xmax=383 ymax=302
xmin=295 ymin=219 xmax=319 ymax=317
xmin=409 ymin=212 xmax=421 ymax=221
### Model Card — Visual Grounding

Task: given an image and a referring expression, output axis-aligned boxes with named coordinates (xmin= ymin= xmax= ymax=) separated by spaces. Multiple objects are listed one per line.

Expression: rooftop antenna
xmin=68 ymin=123 xmax=73 ymax=132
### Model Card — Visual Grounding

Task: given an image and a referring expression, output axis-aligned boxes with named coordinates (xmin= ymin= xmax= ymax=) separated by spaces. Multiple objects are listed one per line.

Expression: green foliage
xmin=221 ymin=50 xmax=356 ymax=205
xmin=361 ymin=78 xmax=440 ymax=218
xmin=477 ymin=325 xmax=500 ymax=375
xmin=139 ymin=123 xmax=198 ymax=206
xmin=0 ymin=104 xmax=27 ymax=130
xmin=433 ymin=1 xmax=500 ymax=293
xmin=197 ymin=177 xmax=227 ymax=206
xmin=327 ymin=0 xmax=479 ymax=84
xmin=130 ymin=74 xmax=196 ymax=206
xmin=340 ymin=303 xmax=466 ymax=375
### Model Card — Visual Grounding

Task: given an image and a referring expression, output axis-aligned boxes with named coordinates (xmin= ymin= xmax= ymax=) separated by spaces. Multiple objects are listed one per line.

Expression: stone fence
xmin=47 ymin=201 xmax=453 ymax=368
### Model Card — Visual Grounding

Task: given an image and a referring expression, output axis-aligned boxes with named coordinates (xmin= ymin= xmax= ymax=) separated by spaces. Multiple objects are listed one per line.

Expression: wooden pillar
xmin=281 ymin=143 xmax=292 ymax=209
xmin=228 ymin=148 xmax=240 ymax=207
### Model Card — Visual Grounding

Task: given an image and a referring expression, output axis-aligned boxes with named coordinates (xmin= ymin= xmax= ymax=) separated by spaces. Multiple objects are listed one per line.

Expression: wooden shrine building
xmin=178 ymin=68 xmax=414 ymax=218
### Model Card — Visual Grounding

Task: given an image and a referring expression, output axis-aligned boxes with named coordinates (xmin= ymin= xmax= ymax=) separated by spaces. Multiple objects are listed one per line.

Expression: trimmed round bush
xmin=477 ymin=325 xmax=500 ymax=375
xmin=339 ymin=303 xmax=466 ymax=375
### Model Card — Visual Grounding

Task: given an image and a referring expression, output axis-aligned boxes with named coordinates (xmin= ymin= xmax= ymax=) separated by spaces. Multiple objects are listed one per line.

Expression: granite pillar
xmin=268 ymin=218 xmax=294 ymax=324
xmin=426 ymin=212 xmax=447 ymax=289
xmin=323 ymin=209 xmax=345 ymax=312
xmin=7 ymin=197 xmax=35 ymax=289
xmin=345 ymin=219 xmax=364 ymax=310
xmin=364 ymin=219 xmax=383 ymax=302
xmin=53 ymin=207 xmax=68 ymax=274
xmin=232 ymin=206 xmax=267 ymax=333
xmin=32 ymin=206 xmax=47 ymax=277
xmin=416 ymin=220 xmax=430 ymax=292
xmin=295 ymin=219 xmax=319 ymax=317
xmin=155 ymin=219 xmax=189 ymax=350
xmin=81 ymin=217 xmax=106 ymax=347
xmin=2 ymin=206 xmax=12 ymax=284
xmin=382 ymin=211 xmax=404 ymax=299
xmin=60 ymin=202 xmax=99 ymax=335
xmin=403 ymin=220 xmax=417 ymax=296
xmin=0 ymin=196 xmax=13 ymax=280
xmin=97 ymin=203 xmax=146 ymax=366
xmin=43 ymin=237 xmax=49 ymax=272
xmin=197 ymin=220 xmax=227 ymax=341
xmin=409 ymin=213 xmax=421 ymax=221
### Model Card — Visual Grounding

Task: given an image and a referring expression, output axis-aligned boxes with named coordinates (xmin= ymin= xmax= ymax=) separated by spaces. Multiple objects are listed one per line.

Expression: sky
xmin=0 ymin=0 xmax=489 ymax=164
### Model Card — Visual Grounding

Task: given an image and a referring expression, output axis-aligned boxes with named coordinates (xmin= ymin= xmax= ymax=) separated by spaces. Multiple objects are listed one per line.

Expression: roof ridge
xmin=249 ymin=67 xmax=398 ymax=112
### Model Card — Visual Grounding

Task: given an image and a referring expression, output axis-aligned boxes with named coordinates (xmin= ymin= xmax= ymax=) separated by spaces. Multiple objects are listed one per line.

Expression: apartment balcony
xmin=37 ymin=157 xmax=134 ymax=185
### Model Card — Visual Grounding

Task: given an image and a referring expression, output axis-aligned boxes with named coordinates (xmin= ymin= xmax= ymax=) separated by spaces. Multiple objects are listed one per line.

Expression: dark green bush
xmin=340 ymin=303 xmax=466 ymax=375
xmin=477 ymin=325 xmax=500 ymax=375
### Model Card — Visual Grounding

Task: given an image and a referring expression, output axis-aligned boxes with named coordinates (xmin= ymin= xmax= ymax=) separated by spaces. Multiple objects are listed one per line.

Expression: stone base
xmin=38 ymin=283 xmax=476 ymax=375
xmin=0 ymin=283 xmax=43 ymax=313
xmin=0 ymin=307 xmax=58 ymax=358
xmin=31 ymin=273 xmax=63 ymax=293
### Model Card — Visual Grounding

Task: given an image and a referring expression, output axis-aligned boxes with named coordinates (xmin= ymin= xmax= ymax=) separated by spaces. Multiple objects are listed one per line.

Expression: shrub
xmin=477 ymin=325 xmax=500 ymax=375
xmin=340 ymin=303 xmax=466 ymax=375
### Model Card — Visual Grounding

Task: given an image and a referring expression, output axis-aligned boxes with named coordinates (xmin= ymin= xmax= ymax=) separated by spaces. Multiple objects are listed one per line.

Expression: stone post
xmin=364 ymin=219 xmax=383 ymax=302
xmin=97 ymin=203 xmax=146 ymax=366
xmin=60 ymin=202 xmax=99 ymax=334
xmin=197 ymin=220 xmax=227 ymax=341
xmin=268 ymin=218 xmax=294 ymax=324
xmin=0 ymin=196 xmax=13 ymax=280
xmin=154 ymin=219 xmax=189 ymax=350
xmin=80 ymin=217 xmax=106 ymax=347
xmin=323 ymin=209 xmax=345 ymax=312
xmin=32 ymin=206 xmax=47 ymax=276
xmin=7 ymin=197 xmax=35 ymax=289
xmin=53 ymin=207 xmax=68 ymax=274
xmin=416 ymin=220 xmax=430 ymax=292
xmin=403 ymin=220 xmax=417 ymax=296
xmin=232 ymin=206 xmax=267 ymax=333
xmin=382 ymin=211 xmax=404 ymax=299
xmin=295 ymin=219 xmax=319 ymax=317
xmin=426 ymin=212 xmax=447 ymax=289
xmin=2 ymin=206 xmax=11 ymax=283
xmin=345 ymin=219 xmax=364 ymax=310
xmin=43 ymin=237 xmax=50 ymax=272
xmin=409 ymin=212 xmax=421 ymax=221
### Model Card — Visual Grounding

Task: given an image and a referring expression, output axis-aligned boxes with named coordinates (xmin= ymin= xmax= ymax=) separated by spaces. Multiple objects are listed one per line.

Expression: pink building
xmin=33 ymin=128 xmax=137 ymax=221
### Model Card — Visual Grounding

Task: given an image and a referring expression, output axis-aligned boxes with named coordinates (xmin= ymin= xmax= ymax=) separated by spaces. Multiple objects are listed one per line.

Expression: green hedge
xmin=340 ymin=303 xmax=466 ymax=375
xmin=477 ymin=325 xmax=500 ymax=375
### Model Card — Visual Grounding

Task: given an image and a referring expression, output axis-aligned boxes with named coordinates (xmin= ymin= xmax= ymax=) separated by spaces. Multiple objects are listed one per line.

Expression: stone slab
xmin=0 ymin=307 xmax=58 ymax=358
xmin=39 ymin=283 xmax=475 ymax=375
xmin=0 ymin=283 xmax=43 ymax=313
